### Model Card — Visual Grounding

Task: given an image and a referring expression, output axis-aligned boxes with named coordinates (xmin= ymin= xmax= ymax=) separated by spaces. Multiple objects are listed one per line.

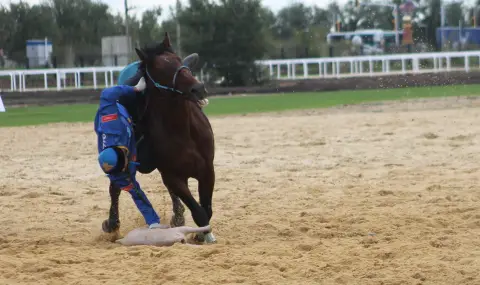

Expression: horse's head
xmin=135 ymin=32 xmax=207 ymax=102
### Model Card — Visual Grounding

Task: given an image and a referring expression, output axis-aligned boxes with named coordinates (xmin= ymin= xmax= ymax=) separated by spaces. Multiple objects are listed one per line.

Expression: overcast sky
xmin=0 ymin=0 xmax=348 ymax=20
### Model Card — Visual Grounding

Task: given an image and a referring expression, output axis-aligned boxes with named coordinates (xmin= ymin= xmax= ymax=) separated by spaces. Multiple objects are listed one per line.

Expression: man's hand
xmin=134 ymin=77 xmax=147 ymax=92
xmin=198 ymin=98 xmax=209 ymax=108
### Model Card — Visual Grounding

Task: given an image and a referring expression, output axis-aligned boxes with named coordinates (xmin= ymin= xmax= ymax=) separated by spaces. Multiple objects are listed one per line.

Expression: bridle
xmin=145 ymin=64 xmax=191 ymax=95
xmin=136 ymin=63 xmax=197 ymax=125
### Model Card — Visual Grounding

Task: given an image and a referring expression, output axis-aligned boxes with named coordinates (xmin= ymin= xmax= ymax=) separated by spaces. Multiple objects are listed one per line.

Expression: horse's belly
xmin=157 ymin=147 xmax=206 ymax=179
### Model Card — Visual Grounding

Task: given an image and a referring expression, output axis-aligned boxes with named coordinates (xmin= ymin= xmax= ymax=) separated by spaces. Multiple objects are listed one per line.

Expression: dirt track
xmin=1 ymin=96 xmax=480 ymax=285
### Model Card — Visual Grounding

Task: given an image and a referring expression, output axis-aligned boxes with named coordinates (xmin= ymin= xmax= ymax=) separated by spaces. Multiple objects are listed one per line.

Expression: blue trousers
xmin=106 ymin=158 xmax=160 ymax=226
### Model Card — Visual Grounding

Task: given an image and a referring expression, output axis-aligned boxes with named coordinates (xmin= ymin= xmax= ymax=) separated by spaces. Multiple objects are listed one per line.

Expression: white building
xmin=26 ymin=38 xmax=53 ymax=68
xmin=101 ymin=36 xmax=132 ymax=66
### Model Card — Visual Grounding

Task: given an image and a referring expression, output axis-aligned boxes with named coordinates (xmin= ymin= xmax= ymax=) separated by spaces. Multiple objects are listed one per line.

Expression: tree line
xmin=0 ymin=0 xmax=476 ymax=86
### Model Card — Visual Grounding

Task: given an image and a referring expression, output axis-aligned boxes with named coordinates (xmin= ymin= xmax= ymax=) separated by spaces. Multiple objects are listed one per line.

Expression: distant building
xmin=26 ymin=39 xmax=53 ymax=68
xmin=101 ymin=36 xmax=132 ymax=66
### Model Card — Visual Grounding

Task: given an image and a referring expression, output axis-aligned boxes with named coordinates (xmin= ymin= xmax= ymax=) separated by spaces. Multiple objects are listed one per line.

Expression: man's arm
xmin=100 ymin=85 xmax=136 ymax=104
xmin=100 ymin=77 xmax=146 ymax=104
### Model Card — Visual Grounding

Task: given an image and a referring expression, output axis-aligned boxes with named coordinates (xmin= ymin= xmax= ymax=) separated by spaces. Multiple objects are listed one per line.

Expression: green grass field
xmin=1 ymin=84 xmax=480 ymax=128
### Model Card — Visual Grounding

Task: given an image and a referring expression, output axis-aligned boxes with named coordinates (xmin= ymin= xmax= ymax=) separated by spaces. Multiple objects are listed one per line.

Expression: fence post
xmin=44 ymin=73 xmax=48 ymax=90
xmin=465 ymin=55 xmax=470 ymax=72
xmin=56 ymin=71 xmax=61 ymax=90
xmin=93 ymin=71 xmax=97 ymax=90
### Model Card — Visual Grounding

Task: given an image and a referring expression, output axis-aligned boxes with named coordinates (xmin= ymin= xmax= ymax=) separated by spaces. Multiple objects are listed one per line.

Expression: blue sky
xmin=0 ymin=0 xmax=347 ymax=20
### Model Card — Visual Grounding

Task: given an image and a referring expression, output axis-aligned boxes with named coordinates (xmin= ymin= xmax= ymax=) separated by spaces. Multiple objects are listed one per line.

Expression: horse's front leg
xmin=160 ymin=172 xmax=210 ymax=229
xmin=102 ymin=182 xmax=121 ymax=233
xmin=195 ymin=166 xmax=216 ymax=243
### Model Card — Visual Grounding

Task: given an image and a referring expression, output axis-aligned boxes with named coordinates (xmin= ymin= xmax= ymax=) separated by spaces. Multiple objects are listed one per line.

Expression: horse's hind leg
xmin=158 ymin=169 xmax=185 ymax=227
xmin=167 ymin=187 xmax=186 ymax=227
xmin=102 ymin=182 xmax=121 ymax=233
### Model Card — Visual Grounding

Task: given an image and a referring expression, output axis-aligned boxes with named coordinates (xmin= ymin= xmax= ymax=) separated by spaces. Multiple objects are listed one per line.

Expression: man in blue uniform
xmin=94 ymin=76 xmax=167 ymax=229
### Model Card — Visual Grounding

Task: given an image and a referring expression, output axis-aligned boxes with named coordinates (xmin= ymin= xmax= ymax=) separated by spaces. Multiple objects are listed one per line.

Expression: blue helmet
xmin=98 ymin=147 xmax=120 ymax=174
xmin=118 ymin=61 xmax=141 ymax=85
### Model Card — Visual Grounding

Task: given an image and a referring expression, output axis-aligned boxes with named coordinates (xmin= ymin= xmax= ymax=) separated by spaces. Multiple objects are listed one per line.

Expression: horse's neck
xmin=149 ymin=96 xmax=192 ymax=137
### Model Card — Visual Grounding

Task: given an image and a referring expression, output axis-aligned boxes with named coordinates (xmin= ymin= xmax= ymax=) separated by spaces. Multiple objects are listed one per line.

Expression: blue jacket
xmin=94 ymin=85 xmax=137 ymax=155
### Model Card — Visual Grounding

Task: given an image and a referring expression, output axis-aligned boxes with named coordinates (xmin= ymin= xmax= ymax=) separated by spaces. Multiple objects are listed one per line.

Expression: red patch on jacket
xmin=101 ymin=113 xmax=118 ymax=123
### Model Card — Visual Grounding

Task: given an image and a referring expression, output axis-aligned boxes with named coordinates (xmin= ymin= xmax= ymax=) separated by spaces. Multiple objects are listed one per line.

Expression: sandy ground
xmin=1 ymin=96 xmax=480 ymax=285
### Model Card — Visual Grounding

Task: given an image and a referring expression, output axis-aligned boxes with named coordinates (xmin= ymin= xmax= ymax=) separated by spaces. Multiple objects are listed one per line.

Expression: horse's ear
xmin=135 ymin=48 xmax=147 ymax=61
xmin=183 ymin=53 xmax=199 ymax=69
xmin=163 ymin=32 xmax=172 ymax=48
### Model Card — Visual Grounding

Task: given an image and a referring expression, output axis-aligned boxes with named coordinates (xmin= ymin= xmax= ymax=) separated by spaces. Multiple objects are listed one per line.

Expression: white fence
xmin=1 ymin=50 xmax=480 ymax=92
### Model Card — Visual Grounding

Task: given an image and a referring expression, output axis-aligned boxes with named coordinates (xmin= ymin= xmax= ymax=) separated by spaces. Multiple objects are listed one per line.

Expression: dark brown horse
xmin=102 ymin=33 xmax=216 ymax=243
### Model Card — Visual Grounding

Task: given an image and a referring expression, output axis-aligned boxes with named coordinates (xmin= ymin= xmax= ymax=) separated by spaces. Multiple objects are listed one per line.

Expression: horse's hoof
xmin=102 ymin=219 xmax=120 ymax=233
xmin=193 ymin=233 xmax=205 ymax=243
xmin=204 ymin=232 xmax=217 ymax=244
xmin=193 ymin=232 xmax=216 ymax=244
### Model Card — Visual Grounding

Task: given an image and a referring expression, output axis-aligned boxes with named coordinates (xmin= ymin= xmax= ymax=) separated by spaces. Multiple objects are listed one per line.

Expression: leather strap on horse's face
xmin=145 ymin=65 xmax=192 ymax=95
xmin=138 ymin=64 xmax=196 ymax=123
